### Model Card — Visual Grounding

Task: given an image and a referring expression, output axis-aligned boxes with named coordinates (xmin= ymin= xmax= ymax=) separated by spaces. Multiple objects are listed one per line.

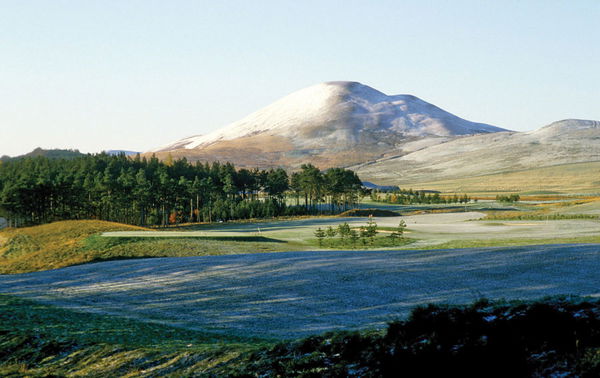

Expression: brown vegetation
xmin=0 ymin=220 xmax=146 ymax=273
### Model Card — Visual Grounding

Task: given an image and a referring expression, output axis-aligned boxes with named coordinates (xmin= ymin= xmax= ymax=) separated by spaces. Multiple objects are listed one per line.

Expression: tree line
xmin=371 ymin=189 xmax=471 ymax=205
xmin=0 ymin=154 xmax=363 ymax=227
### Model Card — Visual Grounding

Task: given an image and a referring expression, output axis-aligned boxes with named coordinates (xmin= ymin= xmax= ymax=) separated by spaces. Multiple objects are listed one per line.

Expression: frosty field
xmin=1 ymin=244 xmax=599 ymax=340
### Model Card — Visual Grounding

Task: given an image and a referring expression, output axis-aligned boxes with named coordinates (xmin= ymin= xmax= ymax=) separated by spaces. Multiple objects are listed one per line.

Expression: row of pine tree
xmin=0 ymin=154 xmax=363 ymax=227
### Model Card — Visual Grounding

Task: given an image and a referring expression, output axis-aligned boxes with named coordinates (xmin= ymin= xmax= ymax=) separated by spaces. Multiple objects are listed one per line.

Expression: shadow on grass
xmin=0 ymin=294 xmax=270 ymax=347
xmin=87 ymin=235 xmax=286 ymax=249
xmin=4 ymin=244 xmax=600 ymax=341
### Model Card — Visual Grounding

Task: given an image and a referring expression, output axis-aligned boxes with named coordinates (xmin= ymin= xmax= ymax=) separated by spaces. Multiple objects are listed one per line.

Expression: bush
xmin=496 ymin=194 xmax=521 ymax=203
xmin=227 ymin=297 xmax=600 ymax=377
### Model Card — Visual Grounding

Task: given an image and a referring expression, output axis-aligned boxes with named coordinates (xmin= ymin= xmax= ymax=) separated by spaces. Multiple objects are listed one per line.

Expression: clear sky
xmin=1 ymin=0 xmax=599 ymax=156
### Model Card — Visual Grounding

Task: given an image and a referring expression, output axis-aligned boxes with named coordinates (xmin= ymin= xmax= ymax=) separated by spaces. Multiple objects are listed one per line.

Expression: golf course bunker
xmin=1 ymin=244 xmax=599 ymax=339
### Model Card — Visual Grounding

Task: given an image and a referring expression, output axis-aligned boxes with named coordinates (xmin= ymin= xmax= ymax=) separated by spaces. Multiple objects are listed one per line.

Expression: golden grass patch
xmin=411 ymin=161 xmax=600 ymax=194
xmin=0 ymin=220 xmax=147 ymax=274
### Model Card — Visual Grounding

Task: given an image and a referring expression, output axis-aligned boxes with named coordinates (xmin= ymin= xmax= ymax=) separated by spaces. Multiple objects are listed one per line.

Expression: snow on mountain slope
xmin=353 ymin=119 xmax=600 ymax=184
xmin=527 ymin=119 xmax=600 ymax=138
xmin=153 ymin=135 xmax=203 ymax=152
xmin=153 ymin=81 xmax=505 ymax=158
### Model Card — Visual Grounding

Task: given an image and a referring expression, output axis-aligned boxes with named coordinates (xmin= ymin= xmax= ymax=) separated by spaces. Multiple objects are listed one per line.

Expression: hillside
xmin=149 ymin=81 xmax=506 ymax=169
xmin=0 ymin=220 xmax=147 ymax=273
xmin=0 ymin=147 xmax=85 ymax=161
xmin=406 ymin=161 xmax=600 ymax=194
xmin=354 ymin=119 xmax=600 ymax=186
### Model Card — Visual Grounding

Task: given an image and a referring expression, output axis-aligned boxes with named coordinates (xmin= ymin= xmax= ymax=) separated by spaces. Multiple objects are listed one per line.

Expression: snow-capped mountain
xmin=150 ymin=81 xmax=507 ymax=168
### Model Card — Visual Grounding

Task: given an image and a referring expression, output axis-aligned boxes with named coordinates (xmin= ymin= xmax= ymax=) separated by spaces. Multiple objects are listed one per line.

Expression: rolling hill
xmin=353 ymin=119 xmax=600 ymax=186
xmin=0 ymin=147 xmax=85 ymax=162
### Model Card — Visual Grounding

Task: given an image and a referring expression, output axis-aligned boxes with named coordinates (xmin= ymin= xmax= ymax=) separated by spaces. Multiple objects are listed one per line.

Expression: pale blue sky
xmin=1 ymin=0 xmax=599 ymax=156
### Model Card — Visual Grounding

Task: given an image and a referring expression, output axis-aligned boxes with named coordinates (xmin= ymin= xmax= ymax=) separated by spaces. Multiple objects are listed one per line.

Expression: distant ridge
xmin=353 ymin=118 xmax=600 ymax=184
xmin=1 ymin=148 xmax=85 ymax=162
xmin=105 ymin=150 xmax=140 ymax=156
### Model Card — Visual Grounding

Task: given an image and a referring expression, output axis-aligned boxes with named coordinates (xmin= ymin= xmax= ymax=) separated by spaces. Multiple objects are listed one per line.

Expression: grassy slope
xmin=2 ymin=293 xmax=599 ymax=376
xmin=0 ymin=220 xmax=147 ymax=274
xmin=0 ymin=294 xmax=268 ymax=376
xmin=409 ymin=161 xmax=600 ymax=194
xmin=0 ymin=220 xmax=299 ymax=274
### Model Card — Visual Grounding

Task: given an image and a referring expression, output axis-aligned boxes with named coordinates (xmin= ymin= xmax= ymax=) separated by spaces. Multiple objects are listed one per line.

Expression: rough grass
xmin=0 ymin=220 xmax=297 ymax=274
xmin=483 ymin=212 xmax=599 ymax=221
xmin=227 ymin=297 xmax=600 ymax=377
xmin=3 ymin=293 xmax=599 ymax=376
xmin=0 ymin=294 xmax=268 ymax=376
xmin=411 ymin=161 xmax=600 ymax=194
xmin=421 ymin=235 xmax=600 ymax=250
xmin=0 ymin=220 xmax=146 ymax=273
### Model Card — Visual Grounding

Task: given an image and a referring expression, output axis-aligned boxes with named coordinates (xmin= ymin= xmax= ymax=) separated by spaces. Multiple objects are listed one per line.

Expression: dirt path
xmin=1 ymin=244 xmax=599 ymax=339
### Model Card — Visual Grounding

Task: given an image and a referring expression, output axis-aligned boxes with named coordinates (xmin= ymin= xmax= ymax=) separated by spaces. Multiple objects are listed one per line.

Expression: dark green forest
xmin=0 ymin=154 xmax=363 ymax=227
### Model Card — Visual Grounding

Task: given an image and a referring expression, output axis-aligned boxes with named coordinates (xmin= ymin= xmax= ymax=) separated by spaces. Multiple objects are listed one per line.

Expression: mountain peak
xmin=149 ymin=82 xmax=507 ymax=169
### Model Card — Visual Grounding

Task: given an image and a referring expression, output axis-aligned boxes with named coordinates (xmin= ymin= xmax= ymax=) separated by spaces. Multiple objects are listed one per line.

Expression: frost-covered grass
xmin=4 ymin=293 xmax=599 ymax=376
xmin=2 ymin=245 xmax=600 ymax=340
xmin=228 ymin=297 xmax=600 ymax=377
xmin=0 ymin=294 xmax=268 ymax=376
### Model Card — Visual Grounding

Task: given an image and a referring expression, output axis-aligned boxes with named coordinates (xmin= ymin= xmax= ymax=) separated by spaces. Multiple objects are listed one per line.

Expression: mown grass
xmin=310 ymin=236 xmax=415 ymax=249
xmin=422 ymin=235 xmax=600 ymax=250
xmin=84 ymin=235 xmax=295 ymax=260
xmin=0 ymin=294 xmax=269 ymax=376
xmin=0 ymin=220 xmax=299 ymax=274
